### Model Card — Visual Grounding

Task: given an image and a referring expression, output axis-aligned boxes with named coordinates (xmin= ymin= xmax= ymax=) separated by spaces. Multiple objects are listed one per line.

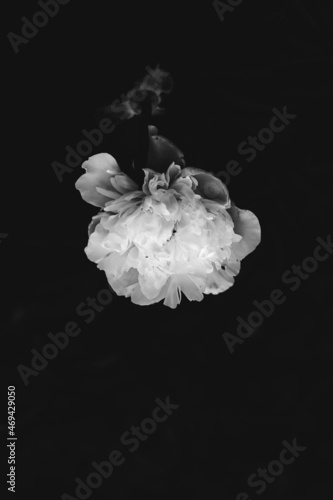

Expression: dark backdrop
xmin=2 ymin=0 xmax=333 ymax=499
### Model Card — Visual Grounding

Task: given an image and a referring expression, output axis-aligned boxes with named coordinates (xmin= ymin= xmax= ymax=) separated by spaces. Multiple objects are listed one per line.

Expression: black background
xmin=2 ymin=0 xmax=333 ymax=499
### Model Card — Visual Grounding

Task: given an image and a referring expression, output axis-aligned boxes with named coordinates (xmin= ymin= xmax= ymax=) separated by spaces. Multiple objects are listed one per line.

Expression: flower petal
xmin=109 ymin=268 xmax=139 ymax=297
xmin=180 ymin=168 xmax=230 ymax=206
xmin=130 ymin=280 xmax=169 ymax=306
xmin=88 ymin=212 xmax=104 ymax=236
xmin=228 ymin=203 xmax=261 ymax=260
xmin=75 ymin=153 xmax=122 ymax=207
xmin=142 ymin=168 xmax=159 ymax=196
xmin=165 ymin=162 xmax=182 ymax=186
xmin=204 ymin=259 xmax=241 ymax=295
xmin=110 ymin=174 xmax=138 ymax=194
xmin=84 ymin=222 xmax=111 ymax=263
xmin=163 ymin=274 xmax=205 ymax=308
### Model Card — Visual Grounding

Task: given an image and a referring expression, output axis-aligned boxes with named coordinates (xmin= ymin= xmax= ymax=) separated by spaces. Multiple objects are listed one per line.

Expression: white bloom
xmin=75 ymin=155 xmax=261 ymax=308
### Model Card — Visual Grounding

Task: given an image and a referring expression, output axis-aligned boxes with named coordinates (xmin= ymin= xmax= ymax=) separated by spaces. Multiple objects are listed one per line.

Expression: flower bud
xmin=147 ymin=135 xmax=185 ymax=172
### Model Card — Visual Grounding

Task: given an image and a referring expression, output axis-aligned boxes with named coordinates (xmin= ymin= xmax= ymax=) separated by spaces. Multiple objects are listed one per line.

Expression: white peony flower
xmin=75 ymin=154 xmax=261 ymax=309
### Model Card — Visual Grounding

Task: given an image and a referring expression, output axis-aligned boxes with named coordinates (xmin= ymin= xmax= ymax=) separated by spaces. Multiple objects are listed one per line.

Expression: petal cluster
xmin=75 ymin=154 xmax=261 ymax=308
